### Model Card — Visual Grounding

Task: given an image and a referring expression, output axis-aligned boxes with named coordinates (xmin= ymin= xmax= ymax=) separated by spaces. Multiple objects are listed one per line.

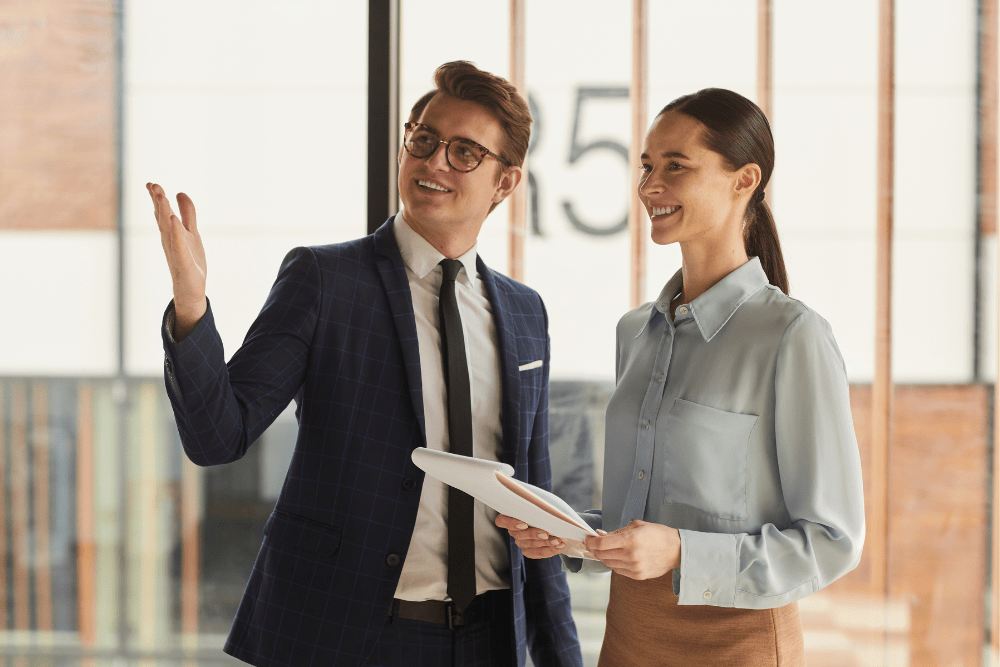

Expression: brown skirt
xmin=598 ymin=571 xmax=805 ymax=667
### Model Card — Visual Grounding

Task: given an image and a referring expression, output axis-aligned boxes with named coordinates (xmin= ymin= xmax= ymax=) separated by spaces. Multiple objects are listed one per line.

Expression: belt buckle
xmin=446 ymin=602 xmax=465 ymax=630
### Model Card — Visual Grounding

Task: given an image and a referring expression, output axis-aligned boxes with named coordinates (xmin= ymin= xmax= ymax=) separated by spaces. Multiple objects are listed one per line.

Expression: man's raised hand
xmin=147 ymin=183 xmax=207 ymax=340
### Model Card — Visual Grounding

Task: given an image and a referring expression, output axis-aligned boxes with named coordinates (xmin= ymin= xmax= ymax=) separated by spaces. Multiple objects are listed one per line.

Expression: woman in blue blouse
xmin=498 ymin=88 xmax=865 ymax=665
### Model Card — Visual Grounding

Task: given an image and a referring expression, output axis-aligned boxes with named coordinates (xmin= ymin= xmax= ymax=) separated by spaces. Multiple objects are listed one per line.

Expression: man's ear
xmin=492 ymin=165 xmax=524 ymax=204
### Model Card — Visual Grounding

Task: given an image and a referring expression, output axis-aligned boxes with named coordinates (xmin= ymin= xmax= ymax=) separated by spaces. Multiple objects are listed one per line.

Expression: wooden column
xmin=756 ymin=0 xmax=773 ymax=121
xmin=982 ymin=0 xmax=1000 ymax=659
xmin=76 ymin=383 xmax=97 ymax=646
xmin=32 ymin=382 xmax=52 ymax=633
xmin=982 ymin=0 xmax=998 ymax=239
xmin=508 ymin=0 xmax=527 ymax=281
xmin=629 ymin=0 xmax=648 ymax=308
xmin=757 ymin=0 xmax=773 ymax=208
xmin=871 ymin=0 xmax=895 ymax=598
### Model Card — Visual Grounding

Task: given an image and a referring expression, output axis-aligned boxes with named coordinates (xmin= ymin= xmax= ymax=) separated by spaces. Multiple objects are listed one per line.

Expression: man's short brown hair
xmin=407 ymin=90 xmax=436 ymax=124
xmin=429 ymin=61 xmax=532 ymax=169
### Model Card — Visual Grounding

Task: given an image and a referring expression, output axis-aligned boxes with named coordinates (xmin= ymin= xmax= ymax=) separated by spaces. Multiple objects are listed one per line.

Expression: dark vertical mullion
xmin=368 ymin=0 xmax=401 ymax=235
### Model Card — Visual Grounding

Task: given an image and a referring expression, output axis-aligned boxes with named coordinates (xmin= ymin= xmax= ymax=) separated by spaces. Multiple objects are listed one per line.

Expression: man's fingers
xmin=150 ymin=187 xmax=177 ymax=230
xmin=494 ymin=515 xmax=529 ymax=531
xmin=176 ymin=192 xmax=198 ymax=233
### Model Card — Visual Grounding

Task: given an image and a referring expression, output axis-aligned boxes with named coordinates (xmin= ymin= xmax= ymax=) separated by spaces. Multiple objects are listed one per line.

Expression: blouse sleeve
xmin=675 ymin=309 xmax=866 ymax=608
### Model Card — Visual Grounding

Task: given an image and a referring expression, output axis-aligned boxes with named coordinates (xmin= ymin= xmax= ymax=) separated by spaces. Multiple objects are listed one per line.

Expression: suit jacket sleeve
xmin=520 ymin=299 xmax=584 ymax=667
xmin=162 ymin=246 xmax=321 ymax=465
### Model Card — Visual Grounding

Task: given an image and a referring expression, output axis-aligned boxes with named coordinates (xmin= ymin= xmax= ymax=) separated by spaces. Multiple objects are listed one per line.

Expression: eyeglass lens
xmin=406 ymin=128 xmax=483 ymax=172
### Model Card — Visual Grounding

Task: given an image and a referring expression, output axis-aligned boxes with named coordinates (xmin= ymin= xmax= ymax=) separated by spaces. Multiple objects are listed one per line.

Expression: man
xmin=149 ymin=61 xmax=583 ymax=667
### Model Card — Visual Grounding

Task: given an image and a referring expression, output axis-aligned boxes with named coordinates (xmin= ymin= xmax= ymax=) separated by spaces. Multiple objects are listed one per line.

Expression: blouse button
xmin=678 ymin=306 xmax=689 ymax=315
xmin=644 ymin=421 xmax=650 ymax=430
xmin=702 ymin=590 xmax=712 ymax=600
xmin=657 ymin=374 xmax=664 ymax=383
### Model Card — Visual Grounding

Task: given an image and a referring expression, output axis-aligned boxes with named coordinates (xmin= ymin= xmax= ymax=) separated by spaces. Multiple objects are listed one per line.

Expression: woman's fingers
xmin=494 ymin=515 xmax=566 ymax=558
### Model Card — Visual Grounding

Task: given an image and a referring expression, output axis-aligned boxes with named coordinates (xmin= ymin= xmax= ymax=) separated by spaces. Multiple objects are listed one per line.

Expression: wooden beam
xmin=756 ymin=0 xmax=773 ymax=121
xmin=508 ymin=0 xmax=527 ymax=281
xmin=982 ymin=0 xmax=998 ymax=237
xmin=985 ymin=0 xmax=1000 ymax=658
xmin=629 ymin=0 xmax=648 ymax=308
xmin=77 ymin=382 xmax=97 ymax=646
xmin=32 ymin=382 xmax=52 ymax=632
xmin=871 ymin=0 xmax=895 ymax=599
xmin=757 ymin=0 xmax=773 ymax=208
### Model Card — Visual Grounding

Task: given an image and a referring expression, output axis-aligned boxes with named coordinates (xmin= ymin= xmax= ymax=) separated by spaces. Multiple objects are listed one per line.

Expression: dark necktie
xmin=438 ymin=258 xmax=476 ymax=614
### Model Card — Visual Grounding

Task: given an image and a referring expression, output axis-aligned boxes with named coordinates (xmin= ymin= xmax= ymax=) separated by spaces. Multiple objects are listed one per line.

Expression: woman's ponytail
xmin=745 ymin=194 xmax=788 ymax=294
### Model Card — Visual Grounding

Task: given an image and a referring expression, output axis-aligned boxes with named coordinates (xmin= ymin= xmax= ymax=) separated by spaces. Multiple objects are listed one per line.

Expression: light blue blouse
xmin=569 ymin=257 xmax=865 ymax=610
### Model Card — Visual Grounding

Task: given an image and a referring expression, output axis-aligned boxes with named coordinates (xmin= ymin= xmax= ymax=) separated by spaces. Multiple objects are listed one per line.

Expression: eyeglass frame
xmin=402 ymin=122 xmax=511 ymax=172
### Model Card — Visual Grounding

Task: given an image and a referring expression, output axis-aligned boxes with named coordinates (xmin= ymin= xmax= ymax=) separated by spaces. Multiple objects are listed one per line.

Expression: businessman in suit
xmin=148 ymin=61 xmax=583 ymax=667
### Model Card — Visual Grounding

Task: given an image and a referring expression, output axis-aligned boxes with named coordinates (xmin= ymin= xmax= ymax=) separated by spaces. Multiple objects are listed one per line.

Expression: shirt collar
xmin=393 ymin=210 xmax=479 ymax=289
xmin=653 ymin=257 xmax=770 ymax=342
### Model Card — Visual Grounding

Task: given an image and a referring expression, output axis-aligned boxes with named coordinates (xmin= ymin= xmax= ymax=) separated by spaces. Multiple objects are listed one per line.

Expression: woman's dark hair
xmin=661 ymin=88 xmax=788 ymax=294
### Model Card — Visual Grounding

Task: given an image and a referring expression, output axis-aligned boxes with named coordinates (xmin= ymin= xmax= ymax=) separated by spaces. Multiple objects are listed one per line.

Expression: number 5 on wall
xmin=561 ymin=86 xmax=630 ymax=236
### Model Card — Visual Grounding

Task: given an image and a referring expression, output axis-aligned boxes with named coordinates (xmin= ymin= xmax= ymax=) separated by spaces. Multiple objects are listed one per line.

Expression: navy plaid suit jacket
xmin=161 ymin=218 xmax=583 ymax=667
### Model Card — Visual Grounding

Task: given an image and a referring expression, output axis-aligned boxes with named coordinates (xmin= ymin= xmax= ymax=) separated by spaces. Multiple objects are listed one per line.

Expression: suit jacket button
xmin=386 ymin=553 xmax=401 ymax=567
xmin=402 ymin=477 xmax=416 ymax=491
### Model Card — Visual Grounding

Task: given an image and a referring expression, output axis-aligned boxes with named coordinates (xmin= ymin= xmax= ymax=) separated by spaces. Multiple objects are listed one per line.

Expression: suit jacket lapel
xmin=477 ymin=255 xmax=521 ymax=470
xmin=373 ymin=218 xmax=427 ymax=446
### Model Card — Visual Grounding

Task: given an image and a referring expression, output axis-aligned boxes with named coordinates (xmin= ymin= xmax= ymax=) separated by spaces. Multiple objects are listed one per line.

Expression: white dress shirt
xmin=392 ymin=212 xmax=511 ymax=602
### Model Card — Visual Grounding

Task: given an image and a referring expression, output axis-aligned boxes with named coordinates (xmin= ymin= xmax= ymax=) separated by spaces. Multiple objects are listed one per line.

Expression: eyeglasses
xmin=402 ymin=122 xmax=510 ymax=173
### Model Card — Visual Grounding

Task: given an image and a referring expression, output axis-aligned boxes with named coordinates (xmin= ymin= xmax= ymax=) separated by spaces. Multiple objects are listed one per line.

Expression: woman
xmin=497 ymin=88 xmax=865 ymax=666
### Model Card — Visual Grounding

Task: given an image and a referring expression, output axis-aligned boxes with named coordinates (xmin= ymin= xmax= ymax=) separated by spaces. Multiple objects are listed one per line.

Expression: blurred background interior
xmin=0 ymin=1 xmax=997 ymax=665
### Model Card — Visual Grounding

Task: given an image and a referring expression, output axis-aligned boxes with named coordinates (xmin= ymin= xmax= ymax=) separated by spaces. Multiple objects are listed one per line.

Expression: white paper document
xmin=411 ymin=448 xmax=599 ymax=560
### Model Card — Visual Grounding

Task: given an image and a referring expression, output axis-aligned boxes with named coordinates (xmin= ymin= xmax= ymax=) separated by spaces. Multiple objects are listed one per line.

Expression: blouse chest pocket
xmin=660 ymin=398 xmax=758 ymax=522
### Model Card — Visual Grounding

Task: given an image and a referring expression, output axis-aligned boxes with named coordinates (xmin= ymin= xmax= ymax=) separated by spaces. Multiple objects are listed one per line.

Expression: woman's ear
xmin=735 ymin=163 xmax=762 ymax=196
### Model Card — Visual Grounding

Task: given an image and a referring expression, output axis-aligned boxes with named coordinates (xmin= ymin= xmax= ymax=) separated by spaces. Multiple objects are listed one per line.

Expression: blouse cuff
xmin=677 ymin=529 xmax=740 ymax=606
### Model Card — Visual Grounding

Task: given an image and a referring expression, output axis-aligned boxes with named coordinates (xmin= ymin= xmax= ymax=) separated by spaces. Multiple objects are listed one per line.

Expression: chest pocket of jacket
xmin=660 ymin=398 xmax=758 ymax=522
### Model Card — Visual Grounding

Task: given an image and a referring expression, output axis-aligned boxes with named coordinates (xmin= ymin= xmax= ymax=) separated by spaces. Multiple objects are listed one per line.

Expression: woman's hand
xmin=495 ymin=514 xmax=565 ymax=559
xmin=584 ymin=520 xmax=681 ymax=580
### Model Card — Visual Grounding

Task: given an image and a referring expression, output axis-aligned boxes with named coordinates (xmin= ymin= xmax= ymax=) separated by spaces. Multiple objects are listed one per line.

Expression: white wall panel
xmin=893 ymin=0 xmax=977 ymax=382
xmin=126 ymin=1 xmax=368 ymax=88
xmin=124 ymin=0 xmax=369 ymax=376
xmin=892 ymin=234 xmax=976 ymax=382
xmin=0 ymin=232 xmax=117 ymax=375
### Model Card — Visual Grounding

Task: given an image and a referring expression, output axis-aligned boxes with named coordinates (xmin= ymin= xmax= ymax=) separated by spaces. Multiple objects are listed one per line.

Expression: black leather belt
xmin=390 ymin=590 xmax=506 ymax=630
